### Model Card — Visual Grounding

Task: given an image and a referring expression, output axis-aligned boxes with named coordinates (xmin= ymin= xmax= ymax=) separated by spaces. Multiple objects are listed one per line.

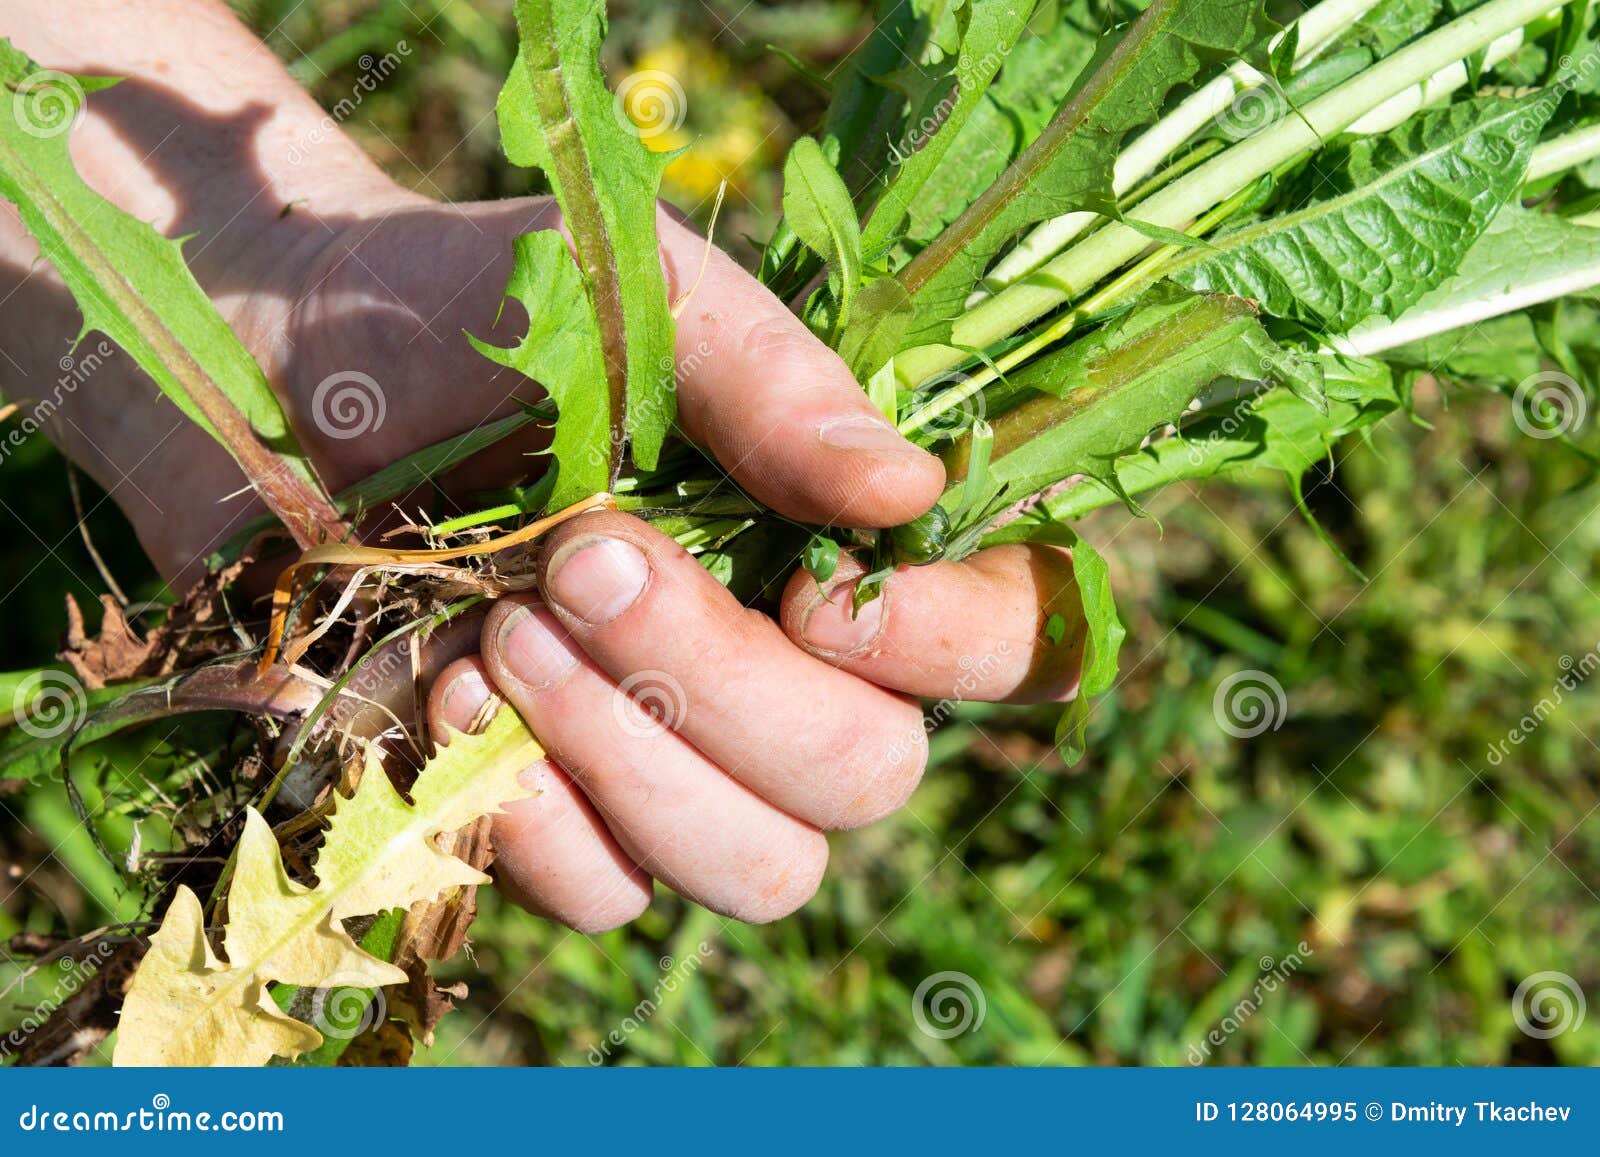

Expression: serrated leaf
xmin=223 ymin=810 xmax=409 ymax=991
xmin=313 ymin=722 xmax=535 ymax=920
xmin=861 ymin=0 xmax=1037 ymax=256
xmin=853 ymin=0 xmax=1274 ymax=352
xmin=1170 ymin=91 xmax=1561 ymax=330
xmin=114 ymin=710 xmax=542 ymax=1066
xmin=949 ymin=290 xmax=1322 ymax=506
xmin=113 ymin=886 xmax=326 ymax=1068
xmin=471 ymin=231 xmax=611 ymax=508
xmin=783 ymin=137 xmax=864 ymax=336
xmin=0 ymin=41 xmax=343 ymax=546
xmin=496 ymin=0 xmax=676 ymax=475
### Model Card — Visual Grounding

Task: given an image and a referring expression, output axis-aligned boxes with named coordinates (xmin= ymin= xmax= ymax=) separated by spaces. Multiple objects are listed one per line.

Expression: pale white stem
xmin=968 ymin=68 xmax=1267 ymax=303
xmin=1528 ymin=120 xmax=1600 ymax=181
xmin=948 ymin=0 xmax=1575 ymax=368
xmin=973 ymin=0 xmax=1388 ymax=303
xmin=1339 ymin=254 xmax=1600 ymax=355
xmin=1345 ymin=28 xmax=1526 ymax=134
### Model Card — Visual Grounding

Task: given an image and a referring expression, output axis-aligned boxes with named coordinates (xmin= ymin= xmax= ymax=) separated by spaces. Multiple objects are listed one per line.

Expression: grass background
xmin=3 ymin=0 xmax=1599 ymax=1065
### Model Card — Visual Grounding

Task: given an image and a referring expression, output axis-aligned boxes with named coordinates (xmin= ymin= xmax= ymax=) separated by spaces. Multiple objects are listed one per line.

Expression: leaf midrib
xmin=0 ymin=120 xmax=343 ymax=546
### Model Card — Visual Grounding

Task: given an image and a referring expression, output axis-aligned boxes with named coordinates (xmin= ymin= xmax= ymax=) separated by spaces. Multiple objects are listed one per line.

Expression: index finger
xmin=658 ymin=211 xmax=945 ymax=529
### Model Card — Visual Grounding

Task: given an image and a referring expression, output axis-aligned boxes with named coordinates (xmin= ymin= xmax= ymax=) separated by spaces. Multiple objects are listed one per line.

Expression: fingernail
xmin=435 ymin=669 xmax=498 ymax=737
xmin=545 ymin=536 xmax=650 ymax=626
xmin=495 ymin=603 xmax=579 ymax=689
xmin=801 ymin=580 xmax=887 ymax=658
xmin=818 ymin=414 xmax=923 ymax=456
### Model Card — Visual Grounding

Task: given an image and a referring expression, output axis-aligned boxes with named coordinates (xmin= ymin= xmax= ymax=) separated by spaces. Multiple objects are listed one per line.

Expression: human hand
xmin=405 ymin=203 xmax=1089 ymax=931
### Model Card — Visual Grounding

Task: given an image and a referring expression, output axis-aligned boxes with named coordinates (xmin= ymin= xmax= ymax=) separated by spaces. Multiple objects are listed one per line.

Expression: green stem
xmin=950 ymin=0 xmax=1574 ymax=367
xmin=431 ymin=504 xmax=522 ymax=537
xmin=514 ymin=0 xmax=630 ymax=482
xmin=976 ymin=0 xmax=1387 ymax=298
xmin=941 ymin=294 xmax=1262 ymax=486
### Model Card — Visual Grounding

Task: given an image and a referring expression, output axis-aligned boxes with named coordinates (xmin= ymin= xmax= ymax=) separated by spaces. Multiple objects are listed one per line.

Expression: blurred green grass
xmin=3 ymin=0 xmax=1598 ymax=1067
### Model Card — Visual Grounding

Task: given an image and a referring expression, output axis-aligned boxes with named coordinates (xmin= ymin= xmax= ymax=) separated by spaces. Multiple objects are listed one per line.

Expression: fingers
xmin=779 ymin=545 xmax=1088 ymax=704
xmin=336 ymin=201 xmax=943 ymax=530
xmin=656 ymin=211 xmax=946 ymax=529
xmin=480 ymin=597 xmax=829 ymax=924
xmin=509 ymin=509 xmax=929 ymax=830
xmin=427 ymin=658 xmax=652 ymax=934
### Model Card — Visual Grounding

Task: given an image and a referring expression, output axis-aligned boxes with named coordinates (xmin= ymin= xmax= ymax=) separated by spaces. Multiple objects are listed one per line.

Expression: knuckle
xmin=737 ymin=314 xmax=820 ymax=370
xmin=727 ymin=603 xmax=789 ymax=652
xmin=679 ymin=607 xmax=786 ymax=703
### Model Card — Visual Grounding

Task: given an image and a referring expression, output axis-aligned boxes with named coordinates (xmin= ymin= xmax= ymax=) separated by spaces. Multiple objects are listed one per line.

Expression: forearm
xmin=0 ymin=0 xmax=419 ymax=577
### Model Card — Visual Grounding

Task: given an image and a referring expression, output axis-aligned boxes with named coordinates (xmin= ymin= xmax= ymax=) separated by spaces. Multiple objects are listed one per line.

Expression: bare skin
xmin=0 ymin=0 xmax=1087 ymax=931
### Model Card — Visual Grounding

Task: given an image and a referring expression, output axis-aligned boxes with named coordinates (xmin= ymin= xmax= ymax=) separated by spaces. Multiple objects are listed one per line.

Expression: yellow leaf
xmin=114 ymin=710 xmax=544 ymax=1066
xmin=314 ymin=710 xmax=543 ymax=920
xmin=223 ymin=811 xmax=410 ymax=990
xmin=113 ymin=886 xmax=323 ymax=1066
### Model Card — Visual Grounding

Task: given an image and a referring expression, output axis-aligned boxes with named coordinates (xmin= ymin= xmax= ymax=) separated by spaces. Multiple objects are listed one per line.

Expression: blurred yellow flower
xmin=619 ymin=39 xmax=785 ymax=203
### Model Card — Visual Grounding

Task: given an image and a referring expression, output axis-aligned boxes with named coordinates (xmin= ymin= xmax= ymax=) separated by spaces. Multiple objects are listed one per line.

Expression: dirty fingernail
xmin=545 ymin=536 xmax=650 ymax=626
xmin=818 ymin=414 xmax=925 ymax=456
xmin=801 ymin=581 xmax=887 ymax=657
xmin=496 ymin=603 xmax=579 ymax=689
xmin=435 ymin=668 xmax=497 ymax=737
